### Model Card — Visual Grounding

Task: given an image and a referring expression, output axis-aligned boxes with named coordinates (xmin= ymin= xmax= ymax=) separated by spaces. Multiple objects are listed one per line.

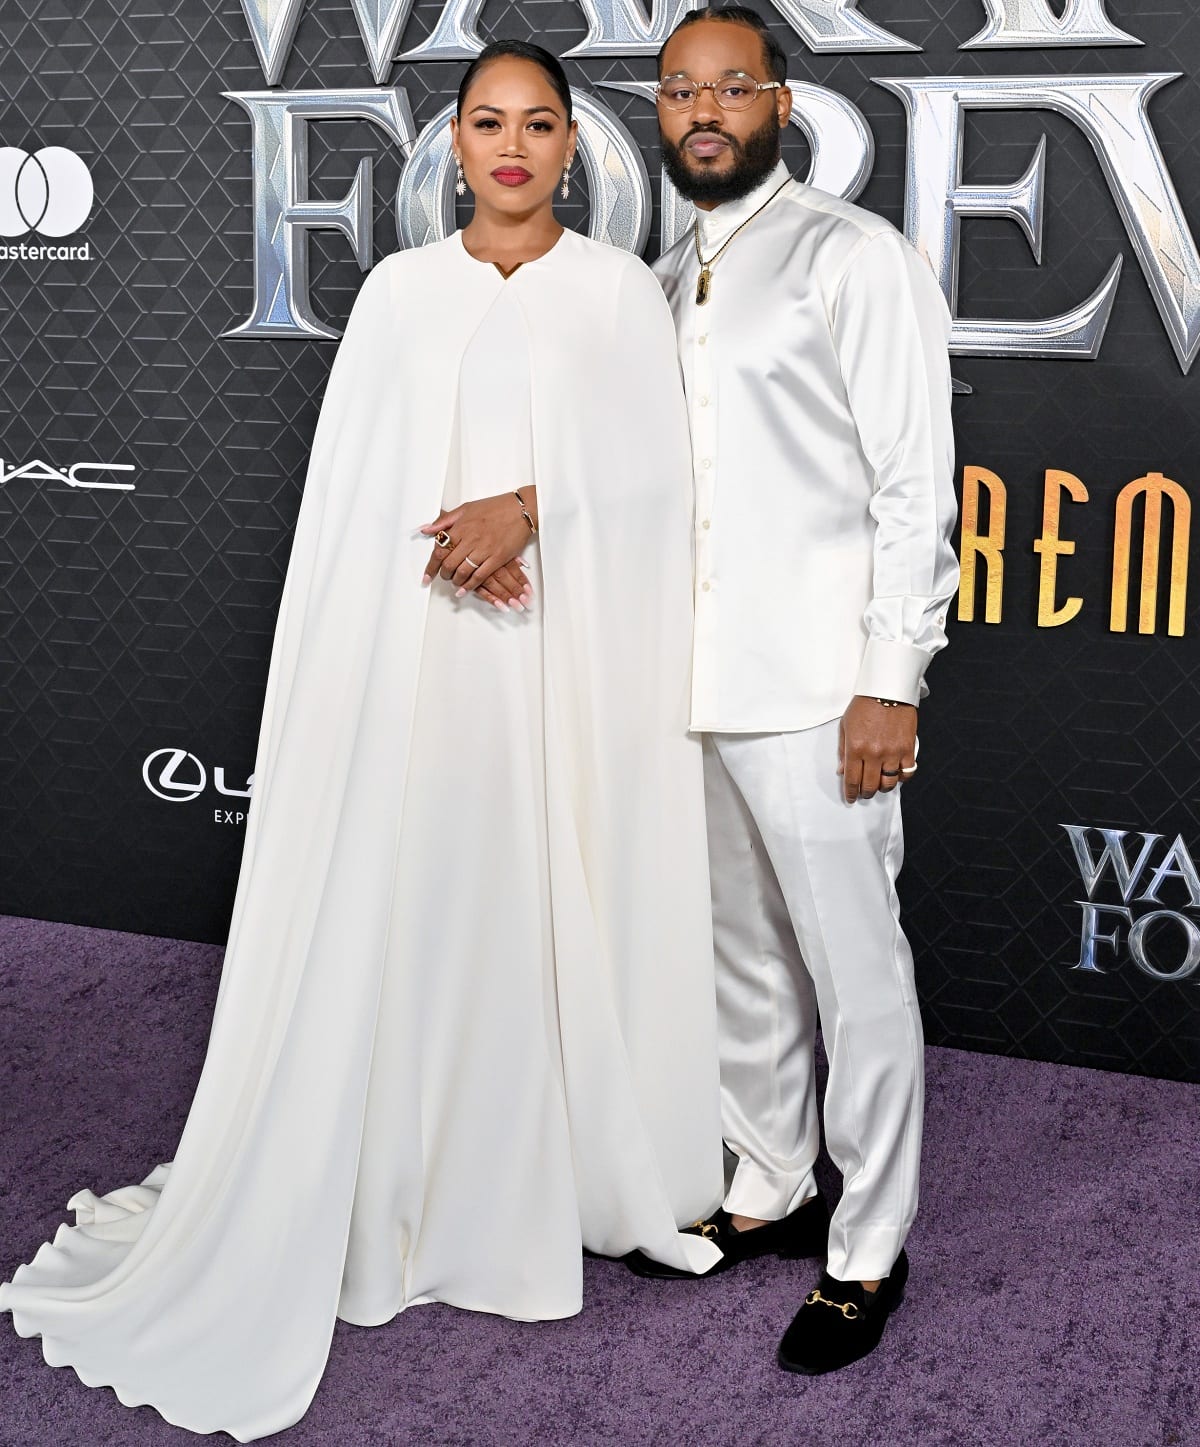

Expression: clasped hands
xmin=838 ymin=696 xmax=918 ymax=804
xmin=419 ymin=509 xmax=918 ymax=801
xmin=420 ymin=490 xmax=536 ymax=611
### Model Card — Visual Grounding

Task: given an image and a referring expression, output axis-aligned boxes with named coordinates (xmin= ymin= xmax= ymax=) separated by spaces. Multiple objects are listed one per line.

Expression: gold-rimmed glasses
xmin=654 ymin=72 xmax=783 ymax=111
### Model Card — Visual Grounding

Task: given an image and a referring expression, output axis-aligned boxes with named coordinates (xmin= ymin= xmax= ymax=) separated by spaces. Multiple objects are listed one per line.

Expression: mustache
xmin=680 ymin=123 xmax=740 ymax=149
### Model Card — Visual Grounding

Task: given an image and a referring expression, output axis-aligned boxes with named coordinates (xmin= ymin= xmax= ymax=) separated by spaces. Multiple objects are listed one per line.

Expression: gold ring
xmin=434 ymin=530 xmax=452 ymax=549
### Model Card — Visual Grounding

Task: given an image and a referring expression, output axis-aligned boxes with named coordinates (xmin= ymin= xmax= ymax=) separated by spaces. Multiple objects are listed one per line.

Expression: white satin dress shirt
xmin=654 ymin=161 xmax=959 ymax=733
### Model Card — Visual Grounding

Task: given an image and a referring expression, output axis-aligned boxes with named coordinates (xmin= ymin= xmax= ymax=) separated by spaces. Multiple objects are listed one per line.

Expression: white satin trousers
xmin=703 ymin=723 xmax=923 ymax=1282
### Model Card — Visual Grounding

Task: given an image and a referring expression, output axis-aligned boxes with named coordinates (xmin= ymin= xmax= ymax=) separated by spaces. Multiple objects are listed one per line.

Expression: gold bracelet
xmin=514 ymin=489 xmax=536 ymax=535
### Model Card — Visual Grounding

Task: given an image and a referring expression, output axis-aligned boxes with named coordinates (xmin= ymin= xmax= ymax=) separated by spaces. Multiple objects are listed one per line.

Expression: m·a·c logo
xmin=0 ymin=146 xmax=94 ymax=261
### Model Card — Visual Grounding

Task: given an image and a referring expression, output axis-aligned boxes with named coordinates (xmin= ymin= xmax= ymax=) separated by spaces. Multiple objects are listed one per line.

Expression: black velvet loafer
xmin=776 ymin=1249 xmax=909 ymax=1374
xmin=624 ymin=1193 xmax=830 ymax=1280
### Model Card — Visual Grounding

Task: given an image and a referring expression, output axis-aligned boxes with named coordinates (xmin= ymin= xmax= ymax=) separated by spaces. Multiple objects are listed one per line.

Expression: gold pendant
xmin=695 ymin=267 xmax=711 ymax=305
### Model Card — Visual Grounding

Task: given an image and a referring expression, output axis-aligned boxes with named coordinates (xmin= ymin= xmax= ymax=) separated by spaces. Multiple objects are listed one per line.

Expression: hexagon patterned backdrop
xmin=2 ymin=0 xmax=1198 ymax=1080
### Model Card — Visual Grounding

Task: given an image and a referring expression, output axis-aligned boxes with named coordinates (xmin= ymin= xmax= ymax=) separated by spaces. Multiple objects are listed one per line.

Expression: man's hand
xmin=420 ymin=491 xmax=536 ymax=604
xmin=838 ymin=696 xmax=917 ymax=803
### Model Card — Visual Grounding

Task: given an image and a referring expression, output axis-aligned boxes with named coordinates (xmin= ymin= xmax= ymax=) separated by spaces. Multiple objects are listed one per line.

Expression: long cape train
xmin=0 ymin=230 xmax=723 ymax=1440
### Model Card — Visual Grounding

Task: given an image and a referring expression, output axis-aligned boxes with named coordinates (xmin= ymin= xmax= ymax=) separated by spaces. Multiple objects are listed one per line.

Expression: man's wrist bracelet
xmin=875 ymin=697 xmax=909 ymax=709
xmin=514 ymin=489 xmax=537 ymax=535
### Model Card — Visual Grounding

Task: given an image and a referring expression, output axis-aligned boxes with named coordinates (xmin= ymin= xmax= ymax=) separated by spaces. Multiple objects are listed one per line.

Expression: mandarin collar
xmin=694 ymin=160 xmax=793 ymax=251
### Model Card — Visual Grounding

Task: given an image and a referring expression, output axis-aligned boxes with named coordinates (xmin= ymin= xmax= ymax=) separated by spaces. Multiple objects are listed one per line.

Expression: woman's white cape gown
xmin=0 ymin=230 xmax=724 ymax=1440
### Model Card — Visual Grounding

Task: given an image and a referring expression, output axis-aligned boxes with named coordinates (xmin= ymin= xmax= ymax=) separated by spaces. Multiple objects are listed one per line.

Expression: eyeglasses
xmin=654 ymin=72 xmax=783 ymax=112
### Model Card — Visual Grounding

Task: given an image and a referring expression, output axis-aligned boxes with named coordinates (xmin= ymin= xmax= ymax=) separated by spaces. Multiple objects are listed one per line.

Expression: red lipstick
xmin=492 ymin=167 xmax=533 ymax=187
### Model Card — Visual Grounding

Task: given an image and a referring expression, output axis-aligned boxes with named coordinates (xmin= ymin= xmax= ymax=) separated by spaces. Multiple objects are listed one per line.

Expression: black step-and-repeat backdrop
xmin=3 ymin=1 xmax=1199 ymax=1081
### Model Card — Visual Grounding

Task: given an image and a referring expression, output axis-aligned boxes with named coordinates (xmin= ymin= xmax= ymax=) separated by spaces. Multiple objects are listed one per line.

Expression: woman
xmin=0 ymin=41 xmax=723 ymax=1442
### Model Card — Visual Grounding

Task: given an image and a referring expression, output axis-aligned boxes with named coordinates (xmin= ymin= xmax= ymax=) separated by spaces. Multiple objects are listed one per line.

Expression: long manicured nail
xmin=455 ymin=587 xmax=466 ymax=598
xmin=421 ymin=574 xmax=432 ymax=586
xmin=510 ymin=601 xmax=525 ymax=612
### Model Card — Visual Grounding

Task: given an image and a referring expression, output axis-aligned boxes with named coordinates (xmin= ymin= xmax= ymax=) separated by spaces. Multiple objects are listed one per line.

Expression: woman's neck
xmin=461 ymin=206 xmax=564 ymax=266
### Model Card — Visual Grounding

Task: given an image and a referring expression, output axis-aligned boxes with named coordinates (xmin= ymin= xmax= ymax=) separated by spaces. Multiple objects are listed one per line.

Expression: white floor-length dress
xmin=342 ymin=277 xmax=580 ymax=1325
xmin=1 ymin=230 xmax=724 ymax=1440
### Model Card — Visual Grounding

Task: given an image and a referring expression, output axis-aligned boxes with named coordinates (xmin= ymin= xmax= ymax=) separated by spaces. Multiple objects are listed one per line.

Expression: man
xmin=627 ymin=6 xmax=959 ymax=1376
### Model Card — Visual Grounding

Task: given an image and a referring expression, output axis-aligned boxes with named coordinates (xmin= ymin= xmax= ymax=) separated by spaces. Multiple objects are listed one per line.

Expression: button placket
xmin=692 ymin=327 xmax=716 ymax=604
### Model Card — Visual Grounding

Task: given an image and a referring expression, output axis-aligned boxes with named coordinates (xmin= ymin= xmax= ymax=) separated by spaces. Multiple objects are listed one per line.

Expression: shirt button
xmin=701 ymin=581 xmax=711 ymax=592
xmin=702 ymin=519 xmax=711 ymax=529
xmin=699 ymin=396 xmax=709 ymax=407
xmin=700 ymin=458 xmax=712 ymax=469
xmin=698 ymin=335 xmax=708 ymax=346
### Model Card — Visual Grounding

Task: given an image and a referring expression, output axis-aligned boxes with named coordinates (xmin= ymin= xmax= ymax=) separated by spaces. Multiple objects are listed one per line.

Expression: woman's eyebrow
xmin=468 ymin=104 xmax=561 ymax=117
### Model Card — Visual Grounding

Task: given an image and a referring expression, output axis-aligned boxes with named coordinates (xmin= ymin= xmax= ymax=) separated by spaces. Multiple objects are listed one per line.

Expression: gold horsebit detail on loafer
xmin=690 ymin=1219 xmax=720 ymax=1241
xmin=805 ymin=1289 xmax=860 ymax=1320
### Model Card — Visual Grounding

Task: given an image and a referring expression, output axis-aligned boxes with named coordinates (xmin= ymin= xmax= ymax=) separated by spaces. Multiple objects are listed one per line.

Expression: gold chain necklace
xmin=692 ymin=172 xmax=795 ymax=306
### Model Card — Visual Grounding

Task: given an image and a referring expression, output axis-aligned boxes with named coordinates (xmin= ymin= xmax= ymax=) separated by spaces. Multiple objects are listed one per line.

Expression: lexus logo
xmin=142 ymin=747 xmax=254 ymax=824
xmin=0 ymin=146 xmax=93 ymax=237
xmin=142 ymin=748 xmax=207 ymax=802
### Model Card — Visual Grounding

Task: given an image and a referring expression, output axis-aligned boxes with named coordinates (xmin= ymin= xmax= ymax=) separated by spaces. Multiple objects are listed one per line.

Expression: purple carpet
xmin=1 ymin=913 xmax=1196 ymax=1447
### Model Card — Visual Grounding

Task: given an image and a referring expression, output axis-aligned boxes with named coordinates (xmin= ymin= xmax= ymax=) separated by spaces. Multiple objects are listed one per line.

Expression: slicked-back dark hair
xmin=456 ymin=40 xmax=574 ymax=123
xmin=658 ymin=5 xmax=787 ymax=85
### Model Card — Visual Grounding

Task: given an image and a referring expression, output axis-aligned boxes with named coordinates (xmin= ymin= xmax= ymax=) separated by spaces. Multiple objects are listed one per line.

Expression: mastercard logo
xmin=0 ymin=147 xmax=94 ymax=238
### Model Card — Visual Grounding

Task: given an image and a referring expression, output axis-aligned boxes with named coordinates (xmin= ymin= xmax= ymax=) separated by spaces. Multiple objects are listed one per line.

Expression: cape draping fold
xmin=518 ymin=231 xmax=724 ymax=1266
xmin=0 ymin=244 xmax=510 ymax=1441
xmin=0 ymin=231 xmax=724 ymax=1442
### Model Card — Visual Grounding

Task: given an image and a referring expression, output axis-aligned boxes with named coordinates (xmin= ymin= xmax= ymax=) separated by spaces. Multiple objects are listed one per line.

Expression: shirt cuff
xmin=854 ymin=638 xmax=930 ymax=706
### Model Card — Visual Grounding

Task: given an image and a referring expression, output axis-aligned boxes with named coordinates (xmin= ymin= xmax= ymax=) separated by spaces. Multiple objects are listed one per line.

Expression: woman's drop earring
xmin=560 ymin=164 xmax=571 ymax=200
xmin=455 ymin=159 xmax=467 ymax=197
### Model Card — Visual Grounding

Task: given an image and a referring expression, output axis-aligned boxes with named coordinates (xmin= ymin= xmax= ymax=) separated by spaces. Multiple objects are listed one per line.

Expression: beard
xmin=660 ymin=111 xmax=783 ymax=206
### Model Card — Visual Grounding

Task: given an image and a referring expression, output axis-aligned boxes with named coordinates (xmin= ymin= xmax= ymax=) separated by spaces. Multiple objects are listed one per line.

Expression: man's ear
xmin=776 ymin=86 xmax=793 ymax=130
